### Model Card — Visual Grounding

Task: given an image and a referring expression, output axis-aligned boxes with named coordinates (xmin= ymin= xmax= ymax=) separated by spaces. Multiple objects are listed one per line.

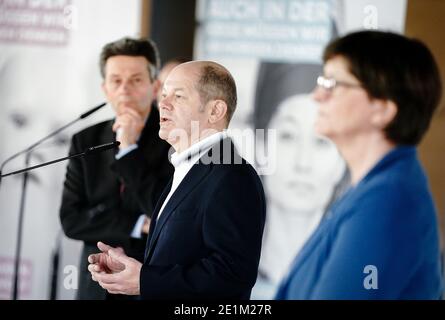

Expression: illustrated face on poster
xmin=265 ymin=94 xmax=346 ymax=213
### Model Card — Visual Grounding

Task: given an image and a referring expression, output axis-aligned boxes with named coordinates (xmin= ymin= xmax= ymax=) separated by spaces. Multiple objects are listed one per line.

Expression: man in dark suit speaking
xmin=87 ymin=61 xmax=266 ymax=299
xmin=59 ymin=37 xmax=173 ymax=299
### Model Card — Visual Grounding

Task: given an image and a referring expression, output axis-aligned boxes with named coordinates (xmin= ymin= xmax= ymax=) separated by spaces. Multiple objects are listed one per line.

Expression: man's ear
xmin=208 ymin=100 xmax=228 ymax=124
xmin=371 ymin=99 xmax=398 ymax=129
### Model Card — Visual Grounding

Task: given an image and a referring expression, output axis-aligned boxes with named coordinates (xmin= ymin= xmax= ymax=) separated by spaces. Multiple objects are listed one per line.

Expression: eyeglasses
xmin=316 ymin=75 xmax=362 ymax=93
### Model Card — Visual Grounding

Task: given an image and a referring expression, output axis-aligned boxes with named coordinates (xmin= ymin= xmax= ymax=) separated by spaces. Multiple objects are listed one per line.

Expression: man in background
xmin=59 ymin=37 xmax=173 ymax=299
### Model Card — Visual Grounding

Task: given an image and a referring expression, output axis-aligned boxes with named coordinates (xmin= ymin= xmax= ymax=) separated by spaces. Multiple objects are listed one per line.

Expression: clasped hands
xmin=88 ymin=241 xmax=142 ymax=295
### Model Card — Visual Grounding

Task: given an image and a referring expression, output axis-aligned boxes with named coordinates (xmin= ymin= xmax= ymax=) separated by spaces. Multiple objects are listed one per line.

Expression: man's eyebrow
xmin=162 ymin=87 xmax=186 ymax=93
xmin=171 ymin=88 xmax=187 ymax=95
xmin=129 ymin=72 xmax=144 ymax=77
xmin=108 ymin=72 xmax=144 ymax=78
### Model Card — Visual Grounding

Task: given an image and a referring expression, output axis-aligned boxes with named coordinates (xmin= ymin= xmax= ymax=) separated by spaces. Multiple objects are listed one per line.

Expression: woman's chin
xmin=314 ymin=123 xmax=333 ymax=140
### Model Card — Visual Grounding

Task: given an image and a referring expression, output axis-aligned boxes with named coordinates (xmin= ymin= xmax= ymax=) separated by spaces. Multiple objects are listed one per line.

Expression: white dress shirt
xmin=156 ymin=131 xmax=227 ymax=220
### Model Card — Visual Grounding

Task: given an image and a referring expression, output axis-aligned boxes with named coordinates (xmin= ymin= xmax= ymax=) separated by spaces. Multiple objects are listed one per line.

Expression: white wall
xmin=0 ymin=0 xmax=142 ymax=300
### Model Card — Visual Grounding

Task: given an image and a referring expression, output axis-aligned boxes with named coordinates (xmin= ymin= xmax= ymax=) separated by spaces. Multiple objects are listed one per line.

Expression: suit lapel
xmin=143 ymin=137 xmax=240 ymax=263
xmin=144 ymin=161 xmax=211 ymax=263
xmin=144 ymin=178 xmax=172 ymax=260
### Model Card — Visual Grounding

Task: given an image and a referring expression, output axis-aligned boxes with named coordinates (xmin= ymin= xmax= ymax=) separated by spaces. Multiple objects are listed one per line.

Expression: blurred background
xmin=0 ymin=0 xmax=443 ymax=299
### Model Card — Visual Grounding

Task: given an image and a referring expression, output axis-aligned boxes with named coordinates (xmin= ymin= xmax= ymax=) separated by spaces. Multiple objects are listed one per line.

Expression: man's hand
xmin=88 ymin=242 xmax=142 ymax=295
xmin=88 ymin=242 xmax=125 ymax=274
xmin=113 ymin=107 xmax=145 ymax=148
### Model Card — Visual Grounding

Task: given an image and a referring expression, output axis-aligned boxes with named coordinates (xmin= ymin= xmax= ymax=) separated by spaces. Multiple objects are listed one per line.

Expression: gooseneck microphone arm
xmin=0 ymin=141 xmax=120 ymax=179
xmin=0 ymin=102 xmax=106 ymax=186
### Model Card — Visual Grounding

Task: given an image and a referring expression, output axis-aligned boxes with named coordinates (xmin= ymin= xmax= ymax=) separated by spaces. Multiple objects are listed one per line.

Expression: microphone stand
xmin=12 ymin=152 xmax=31 ymax=300
xmin=1 ymin=141 xmax=119 ymax=300
xmin=0 ymin=102 xmax=106 ymax=300
xmin=49 ymin=230 xmax=62 ymax=300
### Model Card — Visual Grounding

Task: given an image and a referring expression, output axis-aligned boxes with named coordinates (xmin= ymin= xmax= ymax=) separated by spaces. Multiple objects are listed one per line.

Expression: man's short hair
xmin=324 ymin=30 xmax=442 ymax=146
xmin=100 ymin=37 xmax=160 ymax=81
xmin=196 ymin=62 xmax=238 ymax=124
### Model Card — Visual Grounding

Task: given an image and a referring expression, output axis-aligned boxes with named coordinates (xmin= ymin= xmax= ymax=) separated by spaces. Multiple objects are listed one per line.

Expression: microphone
xmin=1 ymin=141 xmax=121 ymax=178
xmin=80 ymin=102 xmax=107 ymax=119
xmin=85 ymin=141 xmax=120 ymax=155
xmin=0 ymin=102 xmax=106 ymax=187
xmin=0 ymin=141 xmax=120 ymax=179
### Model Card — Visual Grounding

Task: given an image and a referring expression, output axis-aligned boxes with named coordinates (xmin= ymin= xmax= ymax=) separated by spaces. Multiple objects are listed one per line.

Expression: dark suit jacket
xmin=140 ymin=138 xmax=266 ymax=300
xmin=59 ymin=106 xmax=173 ymax=300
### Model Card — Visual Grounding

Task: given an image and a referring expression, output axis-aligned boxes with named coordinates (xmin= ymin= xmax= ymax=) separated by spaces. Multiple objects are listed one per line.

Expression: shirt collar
xmin=170 ymin=131 xmax=227 ymax=168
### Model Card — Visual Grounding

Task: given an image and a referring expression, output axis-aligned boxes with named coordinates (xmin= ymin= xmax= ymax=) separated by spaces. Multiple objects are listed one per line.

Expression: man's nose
xmin=159 ymin=95 xmax=172 ymax=110
xmin=118 ymin=80 xmax=132 ymax=94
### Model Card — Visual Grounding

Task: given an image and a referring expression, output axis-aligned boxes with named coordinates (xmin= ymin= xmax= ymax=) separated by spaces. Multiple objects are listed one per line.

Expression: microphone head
xmin=79 ymin=102 xmax=107 ymax=119
xmin=84 ymin=141 xmax=120 ymax=155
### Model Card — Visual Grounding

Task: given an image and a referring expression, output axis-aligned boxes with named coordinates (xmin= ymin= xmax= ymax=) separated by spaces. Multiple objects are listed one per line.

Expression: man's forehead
xmin=162 ymin=80 xmax=190 ymax=93
xmin=164 ymin=68 xmax=199 ymax=90
xmin=105 ymin=55 xmax=150 ymax=71
xmin=108 ymin=70 xmax=145 ymax=77
xmin=106 ymin=55 xmax=149 ymax=67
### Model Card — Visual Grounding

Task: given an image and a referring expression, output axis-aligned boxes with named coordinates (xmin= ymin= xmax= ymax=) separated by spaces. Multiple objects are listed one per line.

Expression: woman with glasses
xmin=275 ymin=30 xmax=443 ymax=299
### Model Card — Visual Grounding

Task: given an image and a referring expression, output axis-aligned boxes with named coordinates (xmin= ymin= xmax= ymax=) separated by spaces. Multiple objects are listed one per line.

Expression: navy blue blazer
xmin=276 ymin=146 xmax=443 ymax=300
xmin=140 ymin=138 xmax=266 ymax=300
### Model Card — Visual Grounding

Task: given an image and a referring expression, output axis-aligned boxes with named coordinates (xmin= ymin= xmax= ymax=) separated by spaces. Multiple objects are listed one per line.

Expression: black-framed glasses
xmin=316 ymin=75 xmax=362 ymax=92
